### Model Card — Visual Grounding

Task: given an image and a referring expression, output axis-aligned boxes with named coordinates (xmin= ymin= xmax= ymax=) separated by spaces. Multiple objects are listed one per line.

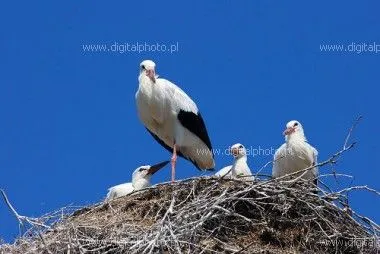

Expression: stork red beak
xmin=283 ymin=127 xmax=295 ymax=136
xmin=146 ymin=69 xmax=156 ymax=83
xmin=147 ymin=161 xmax=169 ymax=175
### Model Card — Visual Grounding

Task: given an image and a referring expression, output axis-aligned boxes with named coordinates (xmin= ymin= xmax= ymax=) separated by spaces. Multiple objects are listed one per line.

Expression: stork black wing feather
xmin=145 ymin=128 xmax=203 ymax=170
xmin=177 ymin=110 xmax=213 ymax=154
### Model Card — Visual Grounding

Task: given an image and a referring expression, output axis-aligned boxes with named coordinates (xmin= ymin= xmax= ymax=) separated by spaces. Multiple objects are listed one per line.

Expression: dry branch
xmin=0 ymin=176 xmax=379 ymax=254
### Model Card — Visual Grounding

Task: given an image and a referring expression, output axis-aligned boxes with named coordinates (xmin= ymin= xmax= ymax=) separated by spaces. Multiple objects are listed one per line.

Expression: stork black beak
xmin=283 ymin=127 xmax=295 ymax=136
xmin=146 ymin=69 xmax=156 ymax=83
xmin=147 ymin=161 xmax=170 ymax=175
xmin=230 ymin=147 xmax=239 ymax=156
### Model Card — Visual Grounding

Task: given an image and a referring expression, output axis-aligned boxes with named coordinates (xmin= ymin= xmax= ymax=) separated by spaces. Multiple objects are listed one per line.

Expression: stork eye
xmin=239 ymin=145 xmax=243 ymax=149
xmin=141 ymin=65 xmax=145 ymax=70
xmin=293 ymin=122 xmax=299 ymax=127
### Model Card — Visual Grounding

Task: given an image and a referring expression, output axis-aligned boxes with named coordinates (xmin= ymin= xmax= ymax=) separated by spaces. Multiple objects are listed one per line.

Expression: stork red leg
xmin=171 ymin=144 xmax=177 ymax=183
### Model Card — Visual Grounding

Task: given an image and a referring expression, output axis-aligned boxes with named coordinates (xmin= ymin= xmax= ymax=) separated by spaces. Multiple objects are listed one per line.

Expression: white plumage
xmin=135 ymin=60 xmax=214 ymax=182
xmin=215 ymin=165 xmax=233 ymax=178
xmin=106 ymin=182 xmax=134 ymax=201
xmin=106 ymin=161 xmax=169 ymax=201
xmin=272 ymin=120 xmax=318 ymax=183
xmin=215 ymin=143 xmax=254 ymax=180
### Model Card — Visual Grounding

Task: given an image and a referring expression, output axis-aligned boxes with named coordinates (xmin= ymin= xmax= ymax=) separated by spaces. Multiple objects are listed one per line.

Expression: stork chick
xmin=272 ymin=120 xmax=318 ymax=185
xmin=106 ymin=161 xmax=169 ymax=201
xmin=216 ymin=143 xmax=254 ymax=180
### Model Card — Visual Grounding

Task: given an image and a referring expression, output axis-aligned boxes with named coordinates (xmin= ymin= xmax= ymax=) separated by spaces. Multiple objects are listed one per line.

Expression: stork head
xmin=283 ymin=120 xmax=306 ymax=141
xmin=140 ymin=60 xmax=156 ymax=83
xmin=132 ymin=161 xmax=169 ymax=190
xmin=229 ymin=143 xmax=247 ymax=159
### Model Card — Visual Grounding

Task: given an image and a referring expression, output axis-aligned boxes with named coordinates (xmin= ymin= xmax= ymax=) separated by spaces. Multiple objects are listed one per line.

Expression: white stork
xmin=272 ymin=120 xmax=318 ymax=185
xmin=106 ymin=161 xmax=169 ymax=201
xmin=215 ymin=143 xmax=254 ymax=180
xmin=135 ymin=60 xmax=215 ymax=182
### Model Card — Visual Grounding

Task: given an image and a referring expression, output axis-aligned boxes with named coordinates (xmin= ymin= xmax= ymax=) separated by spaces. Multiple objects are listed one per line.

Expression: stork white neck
xmin=231 ymin=155 xmax=251 ymax=178
xmin=138 ymin=73 xmax=154 ymax=86
xmin=132 ymin=174 xmax=150 ymax=190
xmin=233 ymin=156 xmax=248 ymax=169
xmin=286 ymin=130 xmax=307 ymax=143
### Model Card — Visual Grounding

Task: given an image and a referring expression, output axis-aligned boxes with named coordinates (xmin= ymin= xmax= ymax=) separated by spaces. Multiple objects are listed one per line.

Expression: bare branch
xmin=343 ymin=115 xmax=362 ymax=149
xmin=0 ymin=189 xmax=24 ymax=227
xmin=0 ymin=188 xmax=50 ymax=238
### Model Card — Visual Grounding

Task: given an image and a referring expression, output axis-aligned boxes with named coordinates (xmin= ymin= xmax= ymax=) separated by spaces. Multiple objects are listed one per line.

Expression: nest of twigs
xmin=0 ymin=176 xmax=379 ymax=254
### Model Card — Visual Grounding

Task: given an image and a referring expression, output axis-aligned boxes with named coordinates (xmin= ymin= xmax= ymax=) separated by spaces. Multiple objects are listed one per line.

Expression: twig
xmin=343 ymin=115 xmax=362 ymax=150
xmin=0 ymin=189 xmax=24 ymax=227
xmin=0 ymin=189 xmax=50 ymax=237
xmin=255 ymin=155 xmax=284 ymax=177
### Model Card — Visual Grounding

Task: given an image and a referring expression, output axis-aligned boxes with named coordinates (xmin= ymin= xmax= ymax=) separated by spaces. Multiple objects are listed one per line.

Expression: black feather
xmin=177 ymin=110 xmax=213 ymax=153
xmin=145 ymin=128 xmax=202 ymax=170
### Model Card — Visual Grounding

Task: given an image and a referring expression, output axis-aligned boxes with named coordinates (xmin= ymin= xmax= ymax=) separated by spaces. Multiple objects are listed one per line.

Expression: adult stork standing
xmin=135 ymin=60 xmax=215 ymax=182
xmin=215 ymin=143 xmax=254 ymax=180
xmin=272 ymin=120 xmax=318 ymax=185
xmin=106 ymin=161 xmax=169 ymax=201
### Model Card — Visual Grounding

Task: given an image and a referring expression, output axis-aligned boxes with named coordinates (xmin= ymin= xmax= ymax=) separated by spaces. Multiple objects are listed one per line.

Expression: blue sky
xmin=1 ymin=1 xmax=379 ymax=242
